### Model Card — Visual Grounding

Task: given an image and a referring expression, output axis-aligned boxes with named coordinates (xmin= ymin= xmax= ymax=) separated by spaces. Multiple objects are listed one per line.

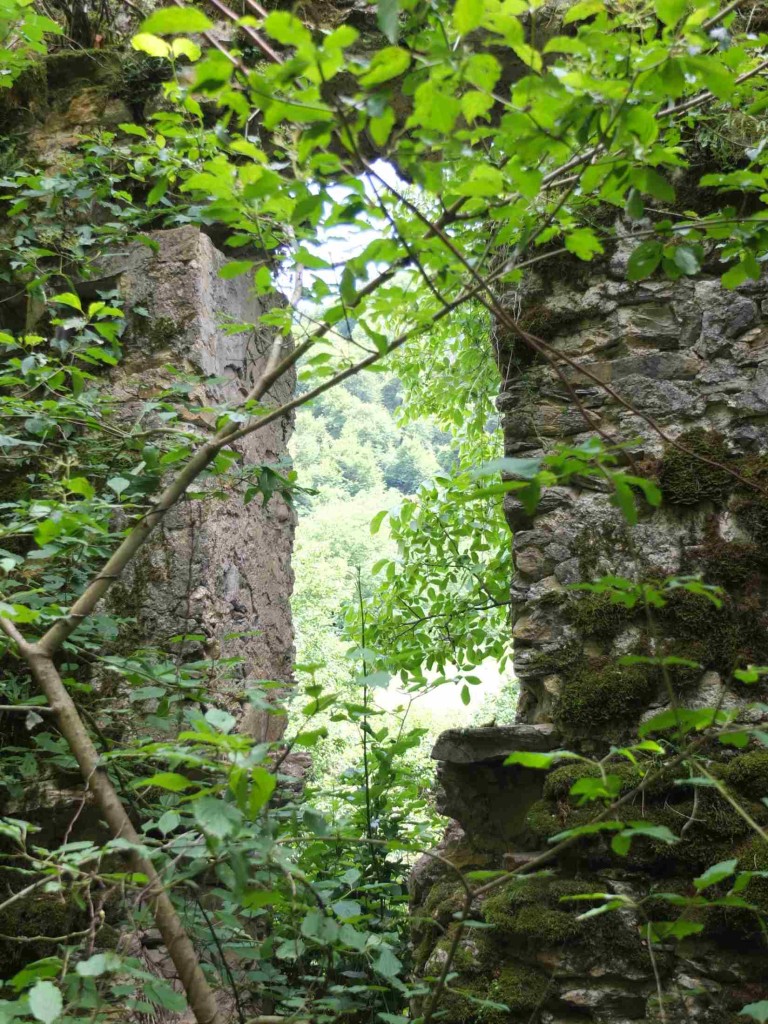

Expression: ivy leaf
xmin=29 ymin=981 xmax=62 ymax=1024
xmin=139 ymin=7 xmax=213 ymax=34
xmin=377 ymin=0 xmax=400 ymax=43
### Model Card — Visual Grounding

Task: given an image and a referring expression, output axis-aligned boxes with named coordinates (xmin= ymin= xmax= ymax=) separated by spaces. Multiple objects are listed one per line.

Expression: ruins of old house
xmin=411 ymin=246 xmax=768 ymax=1022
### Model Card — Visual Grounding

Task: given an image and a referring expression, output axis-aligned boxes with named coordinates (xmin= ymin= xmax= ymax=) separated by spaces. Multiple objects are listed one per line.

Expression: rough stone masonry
xmin=411 ymin=240 xmax=768 ymax=1021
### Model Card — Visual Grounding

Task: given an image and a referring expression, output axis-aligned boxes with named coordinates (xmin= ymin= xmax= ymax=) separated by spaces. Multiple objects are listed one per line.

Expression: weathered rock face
xmin=104 ymin=226 xmax=296 ymax=741
xmin=412 ymin=243 xmax=768 ymax=1021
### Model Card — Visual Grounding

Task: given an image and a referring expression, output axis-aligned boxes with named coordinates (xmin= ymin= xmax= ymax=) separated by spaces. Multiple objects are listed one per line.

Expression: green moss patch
xmin=567 ymin=592 xmax=635 ymax=638
xmin=659 ymin=428 xmax=734 ymax=506
xmin=720 ymin=752 xmax=768 ymax=801
xmin=482 ymin=877 xmax=596 ymax=946
xmin=554 ymin=659 xmax=656 ymax=736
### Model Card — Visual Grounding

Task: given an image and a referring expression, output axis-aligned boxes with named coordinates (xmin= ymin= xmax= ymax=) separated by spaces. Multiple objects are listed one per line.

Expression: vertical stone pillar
xmin=412 ymin=246 xmax=768 ymax=1022
xmin=105 ymin=226 xmax=296 ymax=741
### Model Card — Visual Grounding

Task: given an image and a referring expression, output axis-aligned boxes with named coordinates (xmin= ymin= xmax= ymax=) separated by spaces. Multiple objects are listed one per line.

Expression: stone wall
xmin=411 ymin=243 xmax=768 ymax=1022
xmin=104 ymin=226 xmax=296 ymax=742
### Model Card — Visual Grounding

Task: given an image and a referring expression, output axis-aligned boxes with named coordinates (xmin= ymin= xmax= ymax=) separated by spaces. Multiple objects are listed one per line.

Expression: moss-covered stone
xmin=482 ymin=876 xmax=597 ymax=947
xmin=485 ymin=963 xmax=550 ymax=1017
xmin=554 ymin=659 xmax=656 ymax=736
xmin=658 ymin=587 xmax=768 ymax=683
xmin=424 ymin=880 xmax=467 ymax=924
xmin=704 ymin=835 xmax=768 ymax=946
xmin=543 ymin=759 xmax=673 ymax=803
xmin=732 ymin=455 xmax=768 ymax=545
xmin=433 ymin=963 xmax=551 ymax=1023
xmin=141 ymin=315 xmax=180 ymax=352
xmin=567 ymin=592 xmax=634 ymax=638
xmin=659 ymin=428 xmax=734 ymax=506
xmin=0 ymin=891 xmax=80 ymax=974
xmin=720 ymin=752 xmax=768 ymax=801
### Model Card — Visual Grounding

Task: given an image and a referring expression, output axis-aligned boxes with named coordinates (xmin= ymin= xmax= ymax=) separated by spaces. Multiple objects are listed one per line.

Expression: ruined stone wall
xmin=4 ymin=47 xmax=298 ymax=738
xmin=104 ymin=226 xmax=296 ymax=742
xmin=412 ymin=242 xmax=768 ymax=1022
xmin=0 ymin=47 xmax=297 ymax=969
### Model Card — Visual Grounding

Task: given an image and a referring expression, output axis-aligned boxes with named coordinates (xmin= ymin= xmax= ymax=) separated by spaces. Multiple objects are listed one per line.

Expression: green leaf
xmin=218 ymin=260 xmax=254 ymax=280
xmin=107 ymin=476 xmax=130 ymax=497
xmin=504 ymin=750 xmax=580 ymax=769
xmin=248 ymin=767 xmax=276 ymax=816
xmin=139 ymin=7 xmax=213 ymax=34
xmin=377 ymin=0 xmax=400 ymax=43
xmin=171 ymin=37 xmax=201 ymax=61
xmin=694 ymin=859 xmax=738 ymax=891
xmin=28 ymin=981 xmax=62 ymax=1024
xmin=564 ymin=227 xmax=604 ymax=261
xmin=135 ymin=772 xmax=195 ymax=792
xmin=65 ymin=477 xmax=95 ymax=500
xmin=548 ymin=820 xmax=624 ymax=843
xmin=374 ymin=945 xmax=403 ymax=979
xmin=51 ymin=292 xmax=81 ymax=311
xmin=370 ymin=509 xmax=388 ymax=534
xmin=563 ymin=0 xmax=605 ymax=22
xmin=410 ymin=80 xmax=461 ymax=133
xmin=131 ymin=32 xmax=171 ymax=57
xmin=453 ymin=0 xmax=484 ymax=34
xmin=649 ymin=920 xmax=704 ymax=941
xmin=655 ymin=0 xmax=687 ymax=25
xmin=625 ymin=188 xmax=644 ymax=221
xmin=627 ymin=240 xmax=662 ymax=281
xmin=193 ymin=796 xmax=242 ymax=839
xmin=204 ymin=707 xmax=236 ymax=733
xmin=460 ymin=684 xmax=471 ymax=706
xmin=672 ymin=245 xmax=700 ymax=276
xmin=359 ymin=46 xmax=411 ymax=87
xmin=741 ymin=1001 xmax=768 ymax=1023
xmin=75 ymin=953 xmax=122 ymax=977
xmin=612 ymin=822 xmax=678 ymax=856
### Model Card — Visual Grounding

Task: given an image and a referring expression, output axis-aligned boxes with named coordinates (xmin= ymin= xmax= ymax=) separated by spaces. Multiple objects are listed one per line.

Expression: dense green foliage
xmin=1 ymin=0 xmax=768 ymax=1023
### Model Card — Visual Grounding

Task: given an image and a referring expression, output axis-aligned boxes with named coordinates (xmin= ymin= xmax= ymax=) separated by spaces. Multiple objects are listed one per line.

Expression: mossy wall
xmin=414 ymin=258 xmax=768 ymax=1022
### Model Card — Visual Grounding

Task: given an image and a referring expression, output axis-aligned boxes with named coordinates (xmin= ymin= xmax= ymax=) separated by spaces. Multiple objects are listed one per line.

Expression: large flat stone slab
xmin=431 ymin=723 xmax=561 ymax=764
